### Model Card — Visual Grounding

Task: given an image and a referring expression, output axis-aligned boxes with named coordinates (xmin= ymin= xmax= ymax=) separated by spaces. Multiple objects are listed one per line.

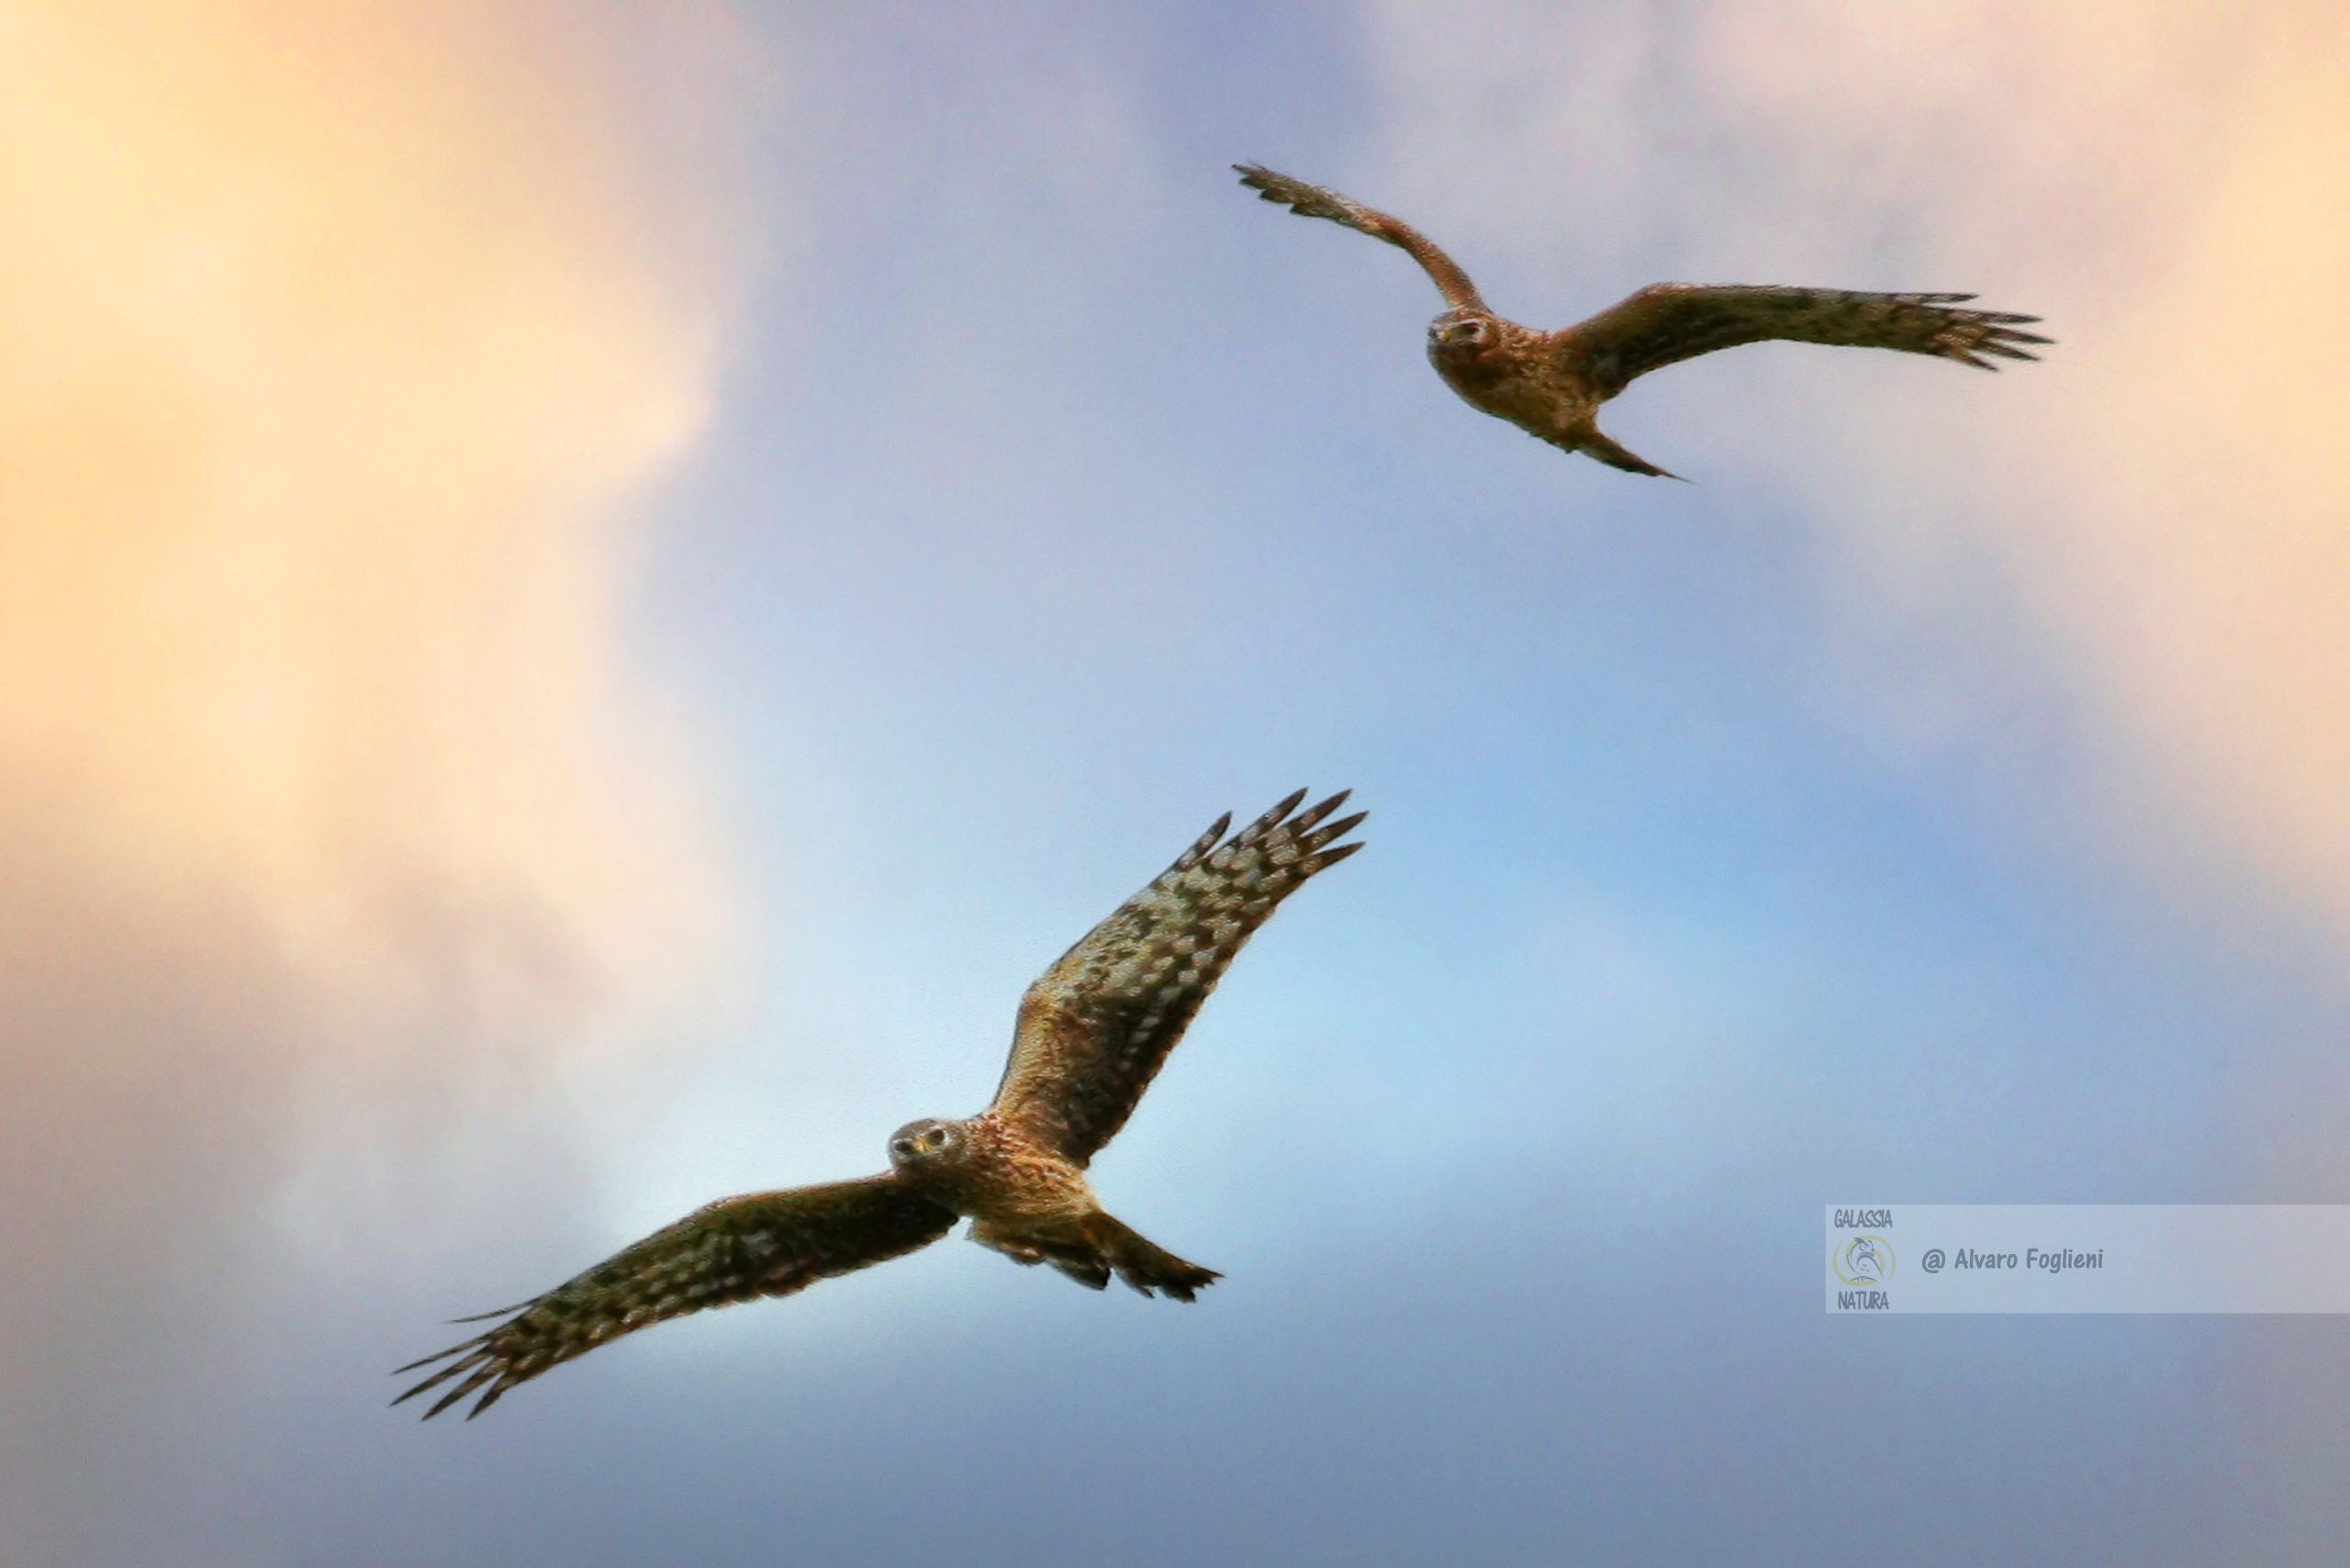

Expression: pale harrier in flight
xmin=397 ymin=789 xmax=1365 ymax=1418
xmin=1236 ymin=162 xmax=2049 ymax=479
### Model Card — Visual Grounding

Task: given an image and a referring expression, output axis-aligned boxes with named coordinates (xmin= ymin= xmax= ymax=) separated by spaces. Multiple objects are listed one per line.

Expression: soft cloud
xmin=0 ymin=3 xmax=751 ymax=1555
xmin=1360 ymin=0 xmax=2350 ymax=945
xmin=0 ymin=1 xmax=735 ymax=990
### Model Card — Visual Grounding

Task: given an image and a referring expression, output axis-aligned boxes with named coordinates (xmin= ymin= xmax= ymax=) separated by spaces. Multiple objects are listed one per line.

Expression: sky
xmin=5 ymin=1 xmax=2349 ymax=1562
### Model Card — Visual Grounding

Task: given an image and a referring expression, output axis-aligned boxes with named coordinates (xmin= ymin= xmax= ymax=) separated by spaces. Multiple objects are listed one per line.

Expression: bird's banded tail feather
xmin=1085 ymin=1212 xmax=1220 ymax=1302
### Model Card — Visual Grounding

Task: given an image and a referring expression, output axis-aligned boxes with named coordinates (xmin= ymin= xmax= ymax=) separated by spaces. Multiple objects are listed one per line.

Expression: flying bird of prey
xmin=396 ymin=789 xmax=1365 ymax=1419
xmin=1235 ymin=162 xmax=2049 ymax=479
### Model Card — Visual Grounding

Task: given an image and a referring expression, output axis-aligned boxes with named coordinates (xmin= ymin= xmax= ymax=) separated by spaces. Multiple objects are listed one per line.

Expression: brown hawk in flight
xmin=396 ymin=789 xmax=1365 ymax=1418
xmin=1235 ymin=162 xmax=2049 ymax=479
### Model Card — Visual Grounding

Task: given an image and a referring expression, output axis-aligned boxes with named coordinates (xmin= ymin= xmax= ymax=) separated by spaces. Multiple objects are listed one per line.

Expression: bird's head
xmin=1427 ymin=309 xmax=1496 ymax=353
xmin=888 ymin=1117 xmax=966 ymax=1173
xmin=1427 ymin=309 xmax=1505 ymax=378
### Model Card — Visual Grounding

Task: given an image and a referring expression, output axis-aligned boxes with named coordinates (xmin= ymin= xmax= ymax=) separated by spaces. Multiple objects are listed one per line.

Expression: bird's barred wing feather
xmin=1559 ymin=284 xmax=2050 ymax=397
xmin=394 ymin=1176 xmax=956 ymax=1419
xmin=1235 ymin=163 xmax=1487 ymax=312
xmin=991 ymin=789 xmax=1365 ymax=1166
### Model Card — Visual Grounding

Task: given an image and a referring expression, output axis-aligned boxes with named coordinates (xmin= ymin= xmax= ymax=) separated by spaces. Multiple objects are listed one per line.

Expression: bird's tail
xmin=977 ymin=1212 xmax=1221 ymax=1301
xmin=1081 ymin=1212 xmax=1221 ymax=1302
xmin=1581 ymin=427 xmax=1685 ymax=481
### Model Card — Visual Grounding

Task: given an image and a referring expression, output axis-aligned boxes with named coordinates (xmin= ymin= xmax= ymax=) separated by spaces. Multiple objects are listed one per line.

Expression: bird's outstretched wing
xmin=1558 ymin=284 xmax=2050 ymax=397
xmin=990 ymin=789 xmax=1364 ymax=1167
xmin=394 ymin=1176 xmax=956 ymax=1419
xmin=1236 ymin=163 xmax=1487 ymax=312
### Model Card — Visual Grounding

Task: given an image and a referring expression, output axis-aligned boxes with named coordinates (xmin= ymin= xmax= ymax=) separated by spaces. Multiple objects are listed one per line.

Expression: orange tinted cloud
xmin=0 ymin=1 xmax=742 ymax=1000
xmin=0 ymin=7 xmax=750 ymax=1537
